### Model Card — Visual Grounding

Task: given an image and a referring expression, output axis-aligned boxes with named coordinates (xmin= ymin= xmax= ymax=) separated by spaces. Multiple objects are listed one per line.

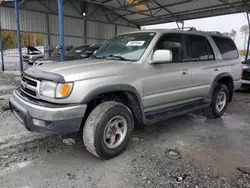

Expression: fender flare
xmin=81 ymin=84 xmax=143 ymax=107
xmin=209 ymin=73 xmax=234 ymax=100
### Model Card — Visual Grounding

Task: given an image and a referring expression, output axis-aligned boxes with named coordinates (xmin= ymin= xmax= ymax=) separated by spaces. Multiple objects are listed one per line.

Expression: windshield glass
xmin=65 ymin=45 xmax=89 ymax=57
xmin=93 ymin=32 xmax=155 ymax=61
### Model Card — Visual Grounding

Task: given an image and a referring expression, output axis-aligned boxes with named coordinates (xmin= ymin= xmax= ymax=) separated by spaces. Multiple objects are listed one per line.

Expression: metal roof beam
xmin=132 ymin=2 xmax=244 ymax=23
xmin=217 ymin=0 xmax=247 ymax=12
xmin=122 ymin=0 xmax=192 ymax=16
xmin=68 ymin=0 xmax=82 ymax=16
xmin=81 ymin=0 xmax=178 ymax=23
xmin=100 ymin=6 xmax=111 ymax=23
xmin=102 ymin=6 xmax=140 ymax=27
xmin=119 ymin=0 xmax=149 ymax=9
xmin=151 ymin=0 xmax=179 ymax=20
xmin=102 ymin=0 xmax=114 ymax=3
xmin=37 ymin=0 xmax=53 ymax=13
xmin=98 ymin=0 xmax=151 ymax=15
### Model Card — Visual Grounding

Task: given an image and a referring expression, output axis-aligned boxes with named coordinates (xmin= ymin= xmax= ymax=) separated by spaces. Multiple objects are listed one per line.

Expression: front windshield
xmin=93 ymin=32 xmax=156 ymax=61
xmin=65 ymin=45 xmax=89 ymax=57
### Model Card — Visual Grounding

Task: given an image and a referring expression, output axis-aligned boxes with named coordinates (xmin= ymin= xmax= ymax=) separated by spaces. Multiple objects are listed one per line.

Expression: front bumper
xmin=9 ymin=90 xmax=87 ymax=134
xmin=23 ymin=58 xmax=35 ymax=63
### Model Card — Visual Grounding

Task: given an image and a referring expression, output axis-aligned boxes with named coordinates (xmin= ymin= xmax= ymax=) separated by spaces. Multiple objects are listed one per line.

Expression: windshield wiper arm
xmin=91 ymin=54 xmax=107 ymax=59
xmin=107 ymin=55 xmax=131 ymax=61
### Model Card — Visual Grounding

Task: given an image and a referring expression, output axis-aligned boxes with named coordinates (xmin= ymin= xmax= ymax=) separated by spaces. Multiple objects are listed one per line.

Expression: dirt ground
xmin=1 ymin=72 xmax=250 ymax=188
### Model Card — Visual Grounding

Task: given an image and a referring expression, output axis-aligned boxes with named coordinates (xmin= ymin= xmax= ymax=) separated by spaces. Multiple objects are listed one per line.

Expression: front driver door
xmin=142 ymin=33 xmax=193 ymax=112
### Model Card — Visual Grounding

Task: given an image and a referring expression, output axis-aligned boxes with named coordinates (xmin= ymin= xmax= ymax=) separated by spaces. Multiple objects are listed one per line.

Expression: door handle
xmin=214 ymin=68 xmax=218 ymax=71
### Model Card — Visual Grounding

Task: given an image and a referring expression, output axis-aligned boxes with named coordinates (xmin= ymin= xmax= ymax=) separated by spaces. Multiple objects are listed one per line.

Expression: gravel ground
xmin=0 ymin=71 xmax=250 ymax=188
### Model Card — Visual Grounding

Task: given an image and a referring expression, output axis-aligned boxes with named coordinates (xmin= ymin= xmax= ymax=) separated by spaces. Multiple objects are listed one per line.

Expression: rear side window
xmin=186 ymin=35 xmax=215 ymax=61
xmin=212 ymin=36 xmax=238 ymax=59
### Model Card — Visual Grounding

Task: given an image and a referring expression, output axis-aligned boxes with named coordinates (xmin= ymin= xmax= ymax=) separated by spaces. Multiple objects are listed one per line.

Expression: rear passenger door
xmin=185 ymin=34 xmax=216 ymax=98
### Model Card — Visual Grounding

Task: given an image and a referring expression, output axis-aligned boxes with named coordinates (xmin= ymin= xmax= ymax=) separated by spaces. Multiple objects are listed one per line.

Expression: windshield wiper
xmin=107 ymin=55 xmax=131 ymax=61
xmin=91 ymin=55 xmax=105 ymax=59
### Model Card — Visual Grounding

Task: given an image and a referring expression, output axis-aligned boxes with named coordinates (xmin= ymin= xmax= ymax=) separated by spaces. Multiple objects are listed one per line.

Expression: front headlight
xmin=40 ymin=81 xmax=57 ymax=98
xmin=40 ymin=81 xmax=73 ymax=98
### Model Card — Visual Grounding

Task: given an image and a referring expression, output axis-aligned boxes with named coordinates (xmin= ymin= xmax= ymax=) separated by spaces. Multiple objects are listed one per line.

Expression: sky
xmin=142 ymin=13 xmax=248 ymax=50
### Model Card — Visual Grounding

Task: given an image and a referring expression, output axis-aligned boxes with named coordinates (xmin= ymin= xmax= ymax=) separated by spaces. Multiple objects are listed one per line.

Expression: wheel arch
xmin=210 ymin=73 xmax=234 ymax=102
xmin=81 ymin=84 xmax=144 ymax=124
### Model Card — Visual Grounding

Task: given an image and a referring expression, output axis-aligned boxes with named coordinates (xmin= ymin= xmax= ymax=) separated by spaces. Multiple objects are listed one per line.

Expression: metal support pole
xmin=83 ymin=2 xmax=87 ymax=44
xmin=46 ymin=14 xmax=51 ymax=57
xmin=14 ymin=0 xmax=23 ymax=73
xmin=115 ymin=24 xmax=117 ymax=35
xmin=245 ymin=13 xmax=250 ymax=61
xmin=58 ymin=0 xmax=65 ymax=61
xmin=0 ymin=24 xmax=4 ymax=72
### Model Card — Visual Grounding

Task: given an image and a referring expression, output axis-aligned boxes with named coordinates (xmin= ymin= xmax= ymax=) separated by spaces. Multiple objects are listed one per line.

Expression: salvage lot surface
xmin=1 ymin=72 xmax=250 ymax=188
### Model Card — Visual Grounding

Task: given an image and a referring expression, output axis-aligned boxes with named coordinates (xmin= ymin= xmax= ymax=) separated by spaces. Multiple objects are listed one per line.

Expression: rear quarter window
xmin=212 ymin=36 xmax=239 ymax=60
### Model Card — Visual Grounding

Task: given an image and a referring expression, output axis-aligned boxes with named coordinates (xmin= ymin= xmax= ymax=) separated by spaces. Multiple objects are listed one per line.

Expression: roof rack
xmin=206 ymin=31 xmax=222 ymax=35
xmin=172 ymin=27 xmax=196 ymax=31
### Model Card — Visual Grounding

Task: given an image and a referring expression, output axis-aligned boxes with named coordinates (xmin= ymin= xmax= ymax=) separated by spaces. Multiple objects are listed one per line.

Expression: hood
xmin=33 ymin=59 xmax=135 ymax=81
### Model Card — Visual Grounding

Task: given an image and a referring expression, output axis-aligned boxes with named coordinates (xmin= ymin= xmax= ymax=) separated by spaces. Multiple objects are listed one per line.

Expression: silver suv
xmin=10 ymin=29 xmax=242 ymax=159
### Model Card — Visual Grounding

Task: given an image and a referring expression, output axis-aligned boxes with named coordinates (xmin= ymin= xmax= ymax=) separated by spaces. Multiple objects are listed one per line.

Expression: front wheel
xmin=206 ymin=84 xmax=229 ymax=118
xmin=83 ymin=101 xmax=134 ymax=159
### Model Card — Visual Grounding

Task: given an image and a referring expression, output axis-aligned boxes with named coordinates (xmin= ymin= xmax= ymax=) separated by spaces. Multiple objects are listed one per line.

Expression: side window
xmin=205 ymin=39 xmax=215 ymax=60
xmin=212 ymin=36 xmax=239 ymax=59
xmin=156 ymin=34 xmax=185 ymax=62
xmin=186 ymin=35 xmax=215 ymax=61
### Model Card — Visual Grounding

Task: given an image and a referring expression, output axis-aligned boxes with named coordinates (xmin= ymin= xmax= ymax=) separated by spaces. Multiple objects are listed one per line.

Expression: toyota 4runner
xmin=10 ymin=29 xmax=242 ymax=159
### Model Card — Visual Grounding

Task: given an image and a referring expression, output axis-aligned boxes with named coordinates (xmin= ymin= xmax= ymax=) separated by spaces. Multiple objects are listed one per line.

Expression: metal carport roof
xmin=1 ymin=0 xmax=250 ymax=27
xmin=78 ymin=0 xmax=250 ymax=26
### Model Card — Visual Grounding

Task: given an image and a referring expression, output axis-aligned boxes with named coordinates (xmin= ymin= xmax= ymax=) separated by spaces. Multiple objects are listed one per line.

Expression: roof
xmin=82 ymin=0 xmax=250 ymax=26
xmin=1 ymin=0 xmax=249 ymax=27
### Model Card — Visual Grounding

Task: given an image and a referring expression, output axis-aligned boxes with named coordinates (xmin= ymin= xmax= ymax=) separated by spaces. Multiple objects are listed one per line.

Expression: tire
xmin=206 ymin=84 xmax=229 ymax=118
xmin=83 ymin=101 xmax=134 ymax=159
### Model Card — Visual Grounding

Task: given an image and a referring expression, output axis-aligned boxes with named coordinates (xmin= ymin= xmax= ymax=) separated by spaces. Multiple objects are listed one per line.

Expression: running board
xmin=144 ymin=101 xmax=209 ymax=125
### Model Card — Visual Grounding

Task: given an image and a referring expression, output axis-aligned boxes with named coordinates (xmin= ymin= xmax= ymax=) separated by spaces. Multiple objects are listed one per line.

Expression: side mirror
xmin=151 ymin=50 xmax=172 ymax=64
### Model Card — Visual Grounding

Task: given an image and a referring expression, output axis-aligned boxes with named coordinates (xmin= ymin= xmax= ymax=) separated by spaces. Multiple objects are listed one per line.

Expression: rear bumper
xmin=10 ymin=90 xmax=87 ymax=134
xmin=234 ymin=80 xmax=242 ymax=90
xmin=241 ymin=79 xmax=250 ymax=88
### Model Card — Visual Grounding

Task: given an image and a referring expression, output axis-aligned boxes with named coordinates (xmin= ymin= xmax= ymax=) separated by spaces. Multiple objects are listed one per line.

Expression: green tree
xmin=223 ymin=29 xmax=237 ymax=41
xmin=240 ymin=25 xmax=249 ymax=51
xmin=230 ymin=29 xmax=237 ymax=41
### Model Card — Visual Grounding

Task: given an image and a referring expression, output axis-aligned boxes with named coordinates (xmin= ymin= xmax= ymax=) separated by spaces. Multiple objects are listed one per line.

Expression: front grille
xmin=20 ymin=76 xmax=40 ymax=99
xmin=22 ymin=76 xmax=37 ymax=87
xmin=21 ymin=85 xmax=37 ymax=97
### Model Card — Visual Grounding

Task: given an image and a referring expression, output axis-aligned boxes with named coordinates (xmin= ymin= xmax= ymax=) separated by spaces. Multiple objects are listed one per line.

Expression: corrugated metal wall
xmin=87 ymin=21 xmax=115 ymax=40
xmin=117 ymin=25 xmax=138 ymax=35
xmin=0 ymin=4 xmax=137 ymax=47
xmin=0 ymin=7 xmax=46 ymax=33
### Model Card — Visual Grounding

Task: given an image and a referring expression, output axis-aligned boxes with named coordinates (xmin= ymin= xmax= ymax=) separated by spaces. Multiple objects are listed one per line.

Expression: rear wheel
xmin=83 ymin=101 xmax=134 ymax=159
xmin=206 ymin=84 xmax=229 ymax=118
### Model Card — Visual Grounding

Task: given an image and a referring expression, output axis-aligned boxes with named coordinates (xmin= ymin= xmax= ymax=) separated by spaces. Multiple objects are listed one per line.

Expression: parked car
xmin=10 ymin=30 xmax=242 ymax=159
xmin=33 ymin=44 xmax=103 ymax=67
xmin=242 ymin=58 xmax=250 ymax=88
xmin=22 ymin=46 xmax=44 ymax=64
